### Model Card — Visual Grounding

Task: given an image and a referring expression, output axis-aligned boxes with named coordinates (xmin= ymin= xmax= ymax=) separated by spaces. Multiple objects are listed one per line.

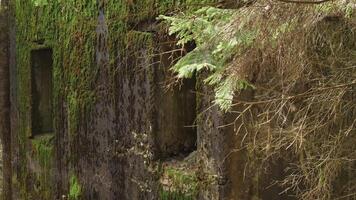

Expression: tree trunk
xmin=0 ymin=0 xmax=12 ymax=199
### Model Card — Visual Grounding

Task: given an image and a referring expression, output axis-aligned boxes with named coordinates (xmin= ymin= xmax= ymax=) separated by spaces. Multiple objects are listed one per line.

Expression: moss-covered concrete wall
xmin=11 ymin=0 xmax=221 ymax=199
xmin=9 ymin=0 xmax=293 ymax=199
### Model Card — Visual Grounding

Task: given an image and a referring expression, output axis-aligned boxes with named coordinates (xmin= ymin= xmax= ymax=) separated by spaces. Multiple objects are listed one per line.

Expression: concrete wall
xmin=7 ymin=1 xmax=290 ymax=199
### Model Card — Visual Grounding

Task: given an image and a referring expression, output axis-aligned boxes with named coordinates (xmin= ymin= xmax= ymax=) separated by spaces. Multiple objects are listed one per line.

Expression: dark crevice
xmin=30 ymin=48 xmax=54 ymax=137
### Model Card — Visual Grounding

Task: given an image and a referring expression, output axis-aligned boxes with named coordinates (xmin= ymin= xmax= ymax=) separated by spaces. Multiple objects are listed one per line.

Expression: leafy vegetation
xmin=159 ymin=6 xmax=255 ymax=111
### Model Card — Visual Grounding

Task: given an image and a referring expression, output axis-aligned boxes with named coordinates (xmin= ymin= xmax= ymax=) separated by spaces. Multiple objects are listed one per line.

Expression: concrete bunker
xmin=31 ymin=48 xmax=54 ymax=136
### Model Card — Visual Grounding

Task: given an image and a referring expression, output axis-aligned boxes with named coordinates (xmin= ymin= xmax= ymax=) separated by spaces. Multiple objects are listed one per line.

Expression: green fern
xmin=213 ymin=76 xmax=254 ymax=111
xmin=173 ymin=48 xmax=217 ymax=78
xmin=159 ymin=7 xmax=255 ymax=111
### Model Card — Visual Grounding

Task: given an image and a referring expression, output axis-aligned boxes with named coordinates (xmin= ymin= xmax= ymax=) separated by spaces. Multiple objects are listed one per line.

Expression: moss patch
xmin=160 ymin=166 xmax=198 ymax=200
xmin=69 ymin=175 xmax=82 ymax=200
xmin=30 ymin=134 xmax=54 ymax=199
xmin=159 ymin=156 xmax=199 ymax=200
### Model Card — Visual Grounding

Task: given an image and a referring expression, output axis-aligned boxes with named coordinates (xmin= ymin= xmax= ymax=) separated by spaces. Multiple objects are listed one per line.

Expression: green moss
xmin=14 ymin=0 xmax=218 ymax=198
xmin=160 ymin=167 xmax=199 ymax=200
xmin=160 ymin=190 xmax=196 ymax=200
xmin=69 ymin=175 xmax=82 ymax=200
xmin=30 ymin=135 xmax=54 ymax=199
xmin=32 ymin=134 xmax=53 ymax=169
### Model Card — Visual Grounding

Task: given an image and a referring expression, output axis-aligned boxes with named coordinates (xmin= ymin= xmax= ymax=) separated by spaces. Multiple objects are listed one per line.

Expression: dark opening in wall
xmin=31 ymin=48 xmax=54 ymax=136
xmin=155 ymin=37 xmax=197 ymax=159
xmin=156 ymin=78 xmax=197 ymax=159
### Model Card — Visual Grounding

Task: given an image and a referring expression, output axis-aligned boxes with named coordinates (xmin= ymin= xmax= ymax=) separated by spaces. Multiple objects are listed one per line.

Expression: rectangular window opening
xmin=31 ymin=48 xmax=54 ymax=136
xmin=156 ymin=40 xmax=198 ymax=160
xmin=157 ymin=76 xmax=197 ymax=159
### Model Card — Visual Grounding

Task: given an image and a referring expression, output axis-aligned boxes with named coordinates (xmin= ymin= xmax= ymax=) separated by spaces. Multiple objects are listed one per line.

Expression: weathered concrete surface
xmin=196 ymin=78 xmax=292 ymax=200
xmin=0 ymin=138 xmax=2 ymax=196
xmin=0 ymin=1 xmax=12 ymax=198
xmin=196 ymin=75 xmax=244 ymax=200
